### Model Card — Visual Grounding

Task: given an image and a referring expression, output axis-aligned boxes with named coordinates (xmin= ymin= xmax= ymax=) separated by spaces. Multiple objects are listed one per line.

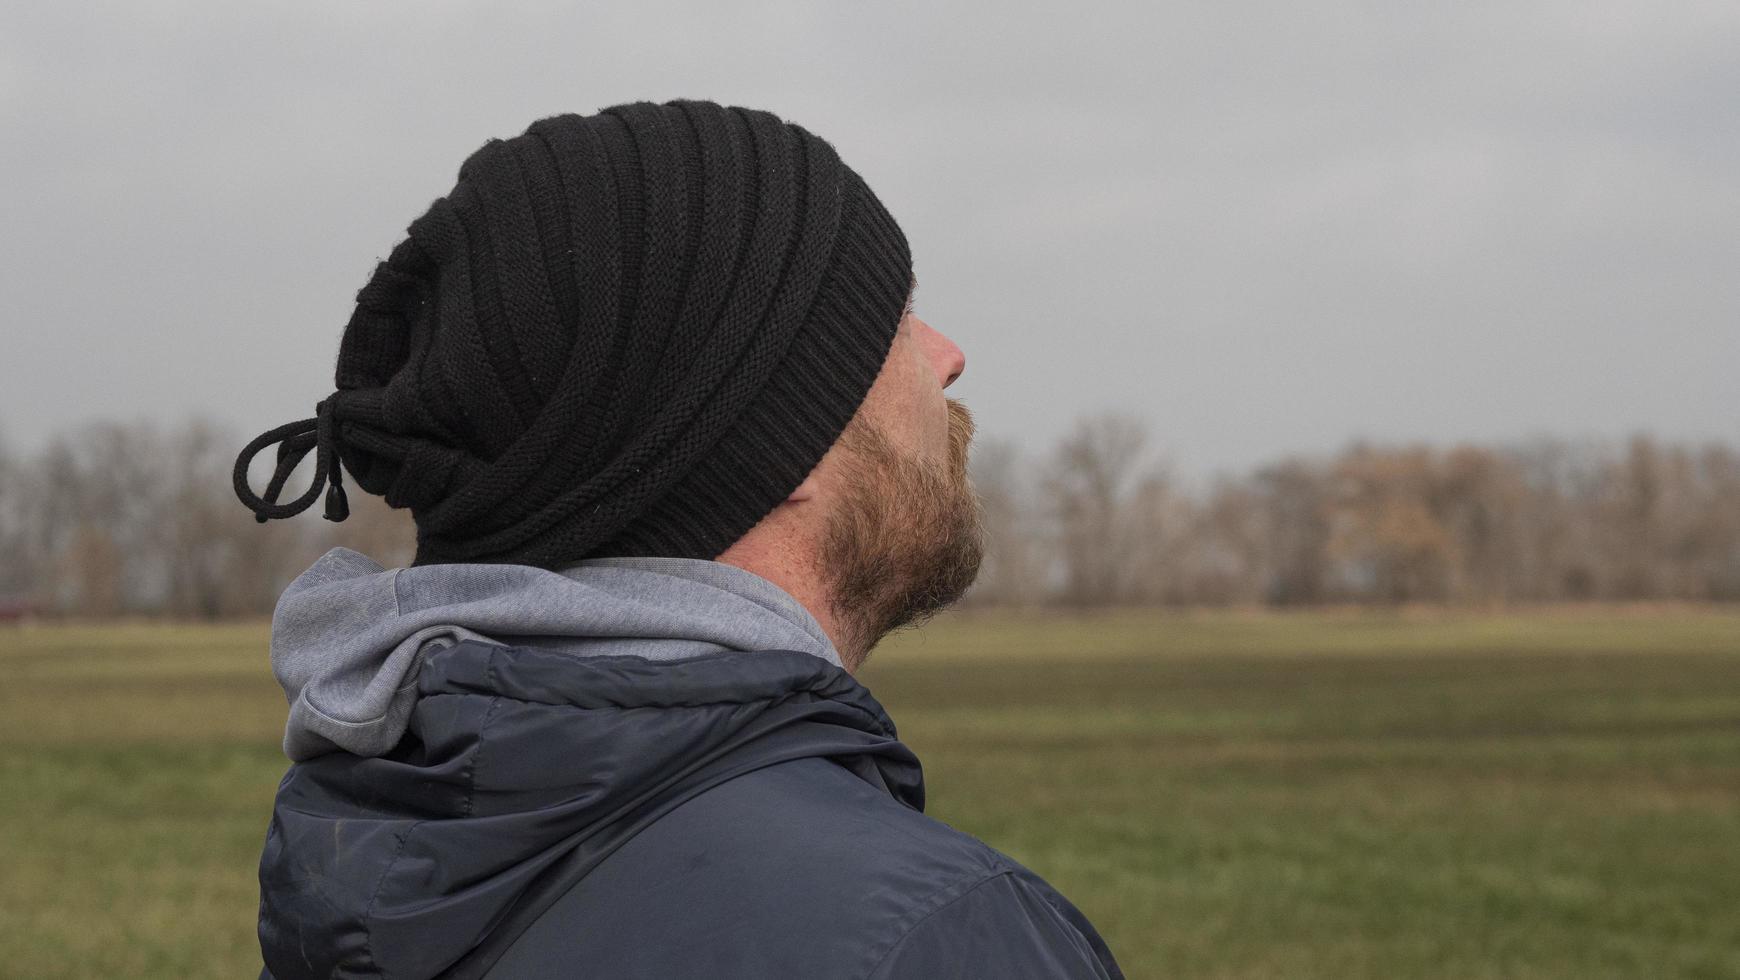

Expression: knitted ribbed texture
xmin=249 ymin=100 xmax=910 ymax=568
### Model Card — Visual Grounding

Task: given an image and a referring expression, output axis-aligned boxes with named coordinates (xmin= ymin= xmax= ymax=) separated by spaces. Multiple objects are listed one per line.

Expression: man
xmin=234 ymin=99 xmax=1123 ymax=979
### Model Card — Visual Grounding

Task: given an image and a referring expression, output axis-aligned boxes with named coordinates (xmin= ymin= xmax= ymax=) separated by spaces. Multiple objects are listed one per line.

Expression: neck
xmin=715 ymin=531 xmax=866 ymax=673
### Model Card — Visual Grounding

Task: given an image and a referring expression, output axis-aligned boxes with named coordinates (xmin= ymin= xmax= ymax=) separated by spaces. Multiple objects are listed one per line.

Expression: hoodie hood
xmin=270 ymin=547 xmax=843 ymax=761
xmin=258 ymin=549 xmax=922 ymax=980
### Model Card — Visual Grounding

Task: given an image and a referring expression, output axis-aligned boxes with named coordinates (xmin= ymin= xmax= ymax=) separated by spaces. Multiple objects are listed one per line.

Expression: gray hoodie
xmin=270 ymin=546 xmax=841 ymax=761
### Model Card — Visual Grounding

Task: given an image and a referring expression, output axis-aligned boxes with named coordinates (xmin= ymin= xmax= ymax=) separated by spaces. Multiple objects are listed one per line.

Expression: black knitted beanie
xmin=234 ymin=99 xmax=911 ymax=568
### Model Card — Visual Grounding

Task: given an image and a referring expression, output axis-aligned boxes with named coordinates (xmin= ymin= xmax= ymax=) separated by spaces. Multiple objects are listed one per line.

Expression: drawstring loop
xmin=233 ymin=395 xmax=350 ymax=523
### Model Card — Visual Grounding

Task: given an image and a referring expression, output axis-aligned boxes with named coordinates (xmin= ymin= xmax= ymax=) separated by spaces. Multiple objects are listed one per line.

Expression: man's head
xmin=234 ymin=99 xmax=984 ymax=665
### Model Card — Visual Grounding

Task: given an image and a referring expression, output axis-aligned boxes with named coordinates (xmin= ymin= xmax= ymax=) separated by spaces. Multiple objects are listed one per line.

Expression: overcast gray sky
xmin=2 ymin=0 xmax=1735 ymax=476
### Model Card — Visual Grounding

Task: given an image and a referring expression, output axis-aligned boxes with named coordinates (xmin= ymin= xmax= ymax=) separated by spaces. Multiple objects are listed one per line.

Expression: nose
xmin=915 ymin=317 xmax=966 ymax=389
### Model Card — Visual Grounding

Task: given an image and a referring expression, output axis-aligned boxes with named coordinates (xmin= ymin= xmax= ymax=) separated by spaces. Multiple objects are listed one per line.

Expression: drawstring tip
xmin=323 ymin=483 xmax=350 ymax=522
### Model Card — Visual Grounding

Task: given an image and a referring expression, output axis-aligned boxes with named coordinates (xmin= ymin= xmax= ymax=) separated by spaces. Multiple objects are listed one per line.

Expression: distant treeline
xmin=1 ymin=415 xmax=1737 ymax=618
xmin=971 ymin=415 xmax=1740 ymax=608
xmin=0 ymin=420 xmax=417 ymax=619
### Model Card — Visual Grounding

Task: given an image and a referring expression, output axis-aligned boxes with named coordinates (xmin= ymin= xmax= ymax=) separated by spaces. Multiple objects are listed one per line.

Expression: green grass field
xmin=3 ymin=608 xmax=1738 ymax=978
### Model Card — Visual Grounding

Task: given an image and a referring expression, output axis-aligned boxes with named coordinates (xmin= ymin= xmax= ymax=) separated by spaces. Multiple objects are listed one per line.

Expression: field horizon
xmin=4 ymin=607 xmax=1737 ymax=977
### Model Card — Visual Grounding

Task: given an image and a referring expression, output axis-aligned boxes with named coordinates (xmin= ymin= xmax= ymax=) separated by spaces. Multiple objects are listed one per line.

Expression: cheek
xmin=902 ymin=353 xmax=945 ymax=441
xmin=869 ymin=338 xmax=947 ymax=460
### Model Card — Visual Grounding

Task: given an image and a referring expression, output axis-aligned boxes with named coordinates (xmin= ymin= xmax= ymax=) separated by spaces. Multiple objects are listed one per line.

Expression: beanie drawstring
xmin=234 ymin=395 xmax=350 ymax=524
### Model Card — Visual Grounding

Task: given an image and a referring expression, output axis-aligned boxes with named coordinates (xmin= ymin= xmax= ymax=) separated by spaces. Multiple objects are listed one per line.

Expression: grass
xmin=3 ymin=608 xmax=1738 ymax=978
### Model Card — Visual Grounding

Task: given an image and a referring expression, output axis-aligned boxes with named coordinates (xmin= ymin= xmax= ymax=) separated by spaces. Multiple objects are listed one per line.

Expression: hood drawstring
xmin=234 ymin=394 xmax=350 ymax=523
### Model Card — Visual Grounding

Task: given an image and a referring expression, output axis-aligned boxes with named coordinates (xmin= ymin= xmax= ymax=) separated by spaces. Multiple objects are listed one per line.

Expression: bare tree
xmin=28 ymin=422 xmax=171 ymax=614
xmin=1253 ymin=459 xmax=1332 ymax=605
xmin=1039 ymin=413 xmax=1154 ymax=607
xmin=1181 ymin=479 xmax=1269 ymax=604
xmin=321 ymin=488 xmax=418 ymax=569
xmin=1125 ymin=467 xmax=1194 ymax=604
xmin=0 ymin=430 xmax=37 ymax=599
xmin=964 ymin=437 xmax=1048 ymax=607
xmin=1692 ymin=444 xmax=1740 ymax=600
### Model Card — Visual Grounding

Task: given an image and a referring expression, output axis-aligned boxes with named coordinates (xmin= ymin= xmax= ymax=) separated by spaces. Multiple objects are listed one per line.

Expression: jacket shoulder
xmin=485 ymin=756 xmax=1118 ymax=979
xmin=866 ymin=869 xmax=1123 ymax=980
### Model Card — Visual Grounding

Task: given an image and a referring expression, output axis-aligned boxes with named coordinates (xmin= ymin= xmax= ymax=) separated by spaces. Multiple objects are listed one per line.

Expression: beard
xmin=819 ymin=398 xmax=986 ymax=670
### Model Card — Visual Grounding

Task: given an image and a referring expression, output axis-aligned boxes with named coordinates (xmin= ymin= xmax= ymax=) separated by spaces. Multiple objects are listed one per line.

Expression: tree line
xmin=974 ymin=415 xmax=1740 ymax=607
xmin=0 ymin=420 xmax=414 ymax=619
xmin=1 ymin=414 xmax=1736 ymax=618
